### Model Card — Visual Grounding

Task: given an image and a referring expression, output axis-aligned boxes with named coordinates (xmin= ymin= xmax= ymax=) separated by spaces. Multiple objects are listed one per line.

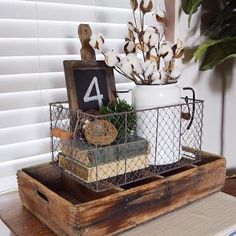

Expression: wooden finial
xmin=78 ymin=24 xmax=96 ymax=61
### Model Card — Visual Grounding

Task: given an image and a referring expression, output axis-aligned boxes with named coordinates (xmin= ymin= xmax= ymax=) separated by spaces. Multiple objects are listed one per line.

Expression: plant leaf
xmin=195 ymin=37 xmax=236 ymax=70
xmin=203 ymin=0 xmax=236 ymax=38
xmin=219 ymin=24 xmax=236 ymax=39
xmin=187 ymin=0 xmax=204 ymax=27
xmin=194 ymin=40 xmax=220 ymax=61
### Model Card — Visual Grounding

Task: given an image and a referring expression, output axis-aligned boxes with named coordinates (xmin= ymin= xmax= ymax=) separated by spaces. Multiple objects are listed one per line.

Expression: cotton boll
xmin=159 ymin=43 xmax=173 ymax=62
xmin=173 ymin=39 xmax=184 ymax=58
xmin=143 ymin=31 xmax=151 ymax=45
xmin=160 ymin=71 xmax=168 ymax=83
xmin=127 ymin=41 xmax=135 ymax=51
xmin=151 ymin=71 xmax=159 ymax=80
xmin=150 ymin=47 xmax=158 ymax=58
xmin=140 ymin=0 xmax=154 ymax=13
xmin=159 ymin=43 xmax=171 ymax=55
xmin=150 ymin=33 xmax=159 ymax=46
xmin=163 ymin=51 xmax=173 ymax=62
xmin=141 ymin=60 xmax=151 ymax=71
xmin=155 ymin=10 xmax=166 ymax=23
xmin=157 ymin=25 xmax=165 ymax=35
xmin=97 ymin=34 xmax=105 ymax=49
xmin=134 ymin=63 xmax=143 ymax=74
xmin=124 ymin=41 xmax=136 ymax=54
xmin=156 ymin=10 xmax=166 ymax=18
xmin=122 ymin=63 xmax=133 ymax=75
xmin=147 ymin=26 xmax=156 ymax=33
xmin=165 ymin=41 xmax=173 ymax=47
xmin=89 ymin=33 xmax=104 ymax=50
xmin=104 ymin=50 xmax=119 ymax=67
xmin=169 ymin=69 xmax=181 ymax=79
xmin=127 ymin=21 xmax=139 ymax=40
xmin=175 ymin=47 xmax=184 ymax=58
xmin=127 ymin=22 xmax=135 ymax=32
xmin=149 ymin=47 xmax=160 ymax=62
xmin=177 ymin=39 xmax=183 ymax=49
xmin=130 ymin=0 xmax=138 ymax=11
xmin=144 ymin=61 xmax=156 ymax=77
xmin=89 ymin=38 xmax=97 ymax=48
xmin=119 ymin=57 xmax=133 ymax=75
xmin=143 ymin=0 xmax=151 ymax=8
xmin=127 ymin=53 xmax=142 ymax=74
xmin=151 ymin=71 xmax=162 ymax=84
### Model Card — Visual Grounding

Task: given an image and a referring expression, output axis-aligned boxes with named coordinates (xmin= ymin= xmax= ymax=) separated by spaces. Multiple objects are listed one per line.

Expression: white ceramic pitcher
xmin=133 ymin=83 xmax=195 ymax=165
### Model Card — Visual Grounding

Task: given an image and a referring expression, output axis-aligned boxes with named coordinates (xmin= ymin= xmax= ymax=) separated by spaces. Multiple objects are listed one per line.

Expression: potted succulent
xmin=89 ymin=0 xmax=191 ymax=165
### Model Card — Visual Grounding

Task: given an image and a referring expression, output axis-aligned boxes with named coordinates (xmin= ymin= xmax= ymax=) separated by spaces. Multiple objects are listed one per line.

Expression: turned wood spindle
xmin=78 ymin=24 xmax=96 ymax=61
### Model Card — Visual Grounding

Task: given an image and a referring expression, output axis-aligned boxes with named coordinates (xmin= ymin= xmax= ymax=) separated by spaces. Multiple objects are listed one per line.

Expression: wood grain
xmin=51 ymin=128 xmax=73 ymax=141
xmin=17 ymin=170 xmax=75 ymax=236
xmin=76 ymin=157 xmax=226 ymax=235
xmin=17 ymin=151 xmax=226 ymax=236
xmin=1 ymin=187 xmax=235 ymax=236
xmin=78 ymin=24 xmax=96 ymax=61
xmin=223 ymin=178 xmax=236 ymax=197
xmin=63 ymin=60 xmax=116 ymax=113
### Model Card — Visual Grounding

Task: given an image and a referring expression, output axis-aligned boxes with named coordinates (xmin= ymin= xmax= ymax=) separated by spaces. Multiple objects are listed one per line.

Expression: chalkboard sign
xmin=63 ymin=60 xmax=117 ymax=112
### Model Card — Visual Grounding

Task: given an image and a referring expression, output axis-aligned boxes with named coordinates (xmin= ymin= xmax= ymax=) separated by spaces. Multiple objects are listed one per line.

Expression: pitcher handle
xmin=182 ymin=87 xmax=195 ymax=130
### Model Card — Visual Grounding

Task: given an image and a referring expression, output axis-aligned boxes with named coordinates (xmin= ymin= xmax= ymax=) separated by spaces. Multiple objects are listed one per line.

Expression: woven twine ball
xmin=84 ymin=119 xmax=118 ymax=146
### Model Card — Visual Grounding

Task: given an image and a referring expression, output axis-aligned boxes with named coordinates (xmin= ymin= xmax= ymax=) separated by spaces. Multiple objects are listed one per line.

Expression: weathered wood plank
xmin=17 ymin=151 xmax=226 ymax=236
xmin=74 ymin=159 xmax=226 ymax=235
xmin=78 ymin=24 xmax=96 ymax=61
xmin=17 ymin=170 xmax=76 ymax=236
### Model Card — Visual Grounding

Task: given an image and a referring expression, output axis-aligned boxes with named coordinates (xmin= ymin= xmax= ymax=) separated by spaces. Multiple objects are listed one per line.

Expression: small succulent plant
xmin=100 ymin=100 xmax=136 ymax=142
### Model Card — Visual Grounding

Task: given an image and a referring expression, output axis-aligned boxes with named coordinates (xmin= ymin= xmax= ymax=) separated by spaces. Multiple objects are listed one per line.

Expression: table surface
xmin=0 ymin=178 xmax=236 ymax=236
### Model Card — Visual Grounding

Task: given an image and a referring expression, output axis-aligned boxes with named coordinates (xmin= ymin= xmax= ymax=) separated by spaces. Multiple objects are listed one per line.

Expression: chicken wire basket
xmin=50 ymin=98 xmax=204 ymax=192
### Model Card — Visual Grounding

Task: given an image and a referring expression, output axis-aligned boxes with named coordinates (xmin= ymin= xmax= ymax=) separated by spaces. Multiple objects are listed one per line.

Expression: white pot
xmin=133 ymin=83 xmax=182 ymax=165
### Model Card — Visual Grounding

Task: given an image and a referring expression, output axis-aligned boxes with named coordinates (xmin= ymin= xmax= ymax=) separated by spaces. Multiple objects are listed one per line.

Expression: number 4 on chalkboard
xmin=83 ymin=76 xmax=104 ymax=109
xmin=63 ymin=60 xmax=117 ymax=112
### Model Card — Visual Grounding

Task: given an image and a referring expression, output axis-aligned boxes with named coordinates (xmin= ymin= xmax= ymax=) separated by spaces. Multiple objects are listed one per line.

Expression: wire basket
xmin=49 ymin=98 xmax=204 ymax=192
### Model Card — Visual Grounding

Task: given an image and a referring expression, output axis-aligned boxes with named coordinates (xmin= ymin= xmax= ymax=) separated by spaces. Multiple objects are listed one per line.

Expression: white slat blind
xmin=0 ymin=0 xmax=165 ymax=192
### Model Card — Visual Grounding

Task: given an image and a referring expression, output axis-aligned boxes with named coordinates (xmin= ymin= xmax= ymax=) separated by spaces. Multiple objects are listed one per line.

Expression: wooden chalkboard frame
xmin=63 ymin=60 xmax=117 ymax=112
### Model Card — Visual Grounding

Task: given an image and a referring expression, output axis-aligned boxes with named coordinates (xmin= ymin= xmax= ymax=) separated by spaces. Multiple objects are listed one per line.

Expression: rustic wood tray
xmin=17 ymin=150 xmax=226 ymax=236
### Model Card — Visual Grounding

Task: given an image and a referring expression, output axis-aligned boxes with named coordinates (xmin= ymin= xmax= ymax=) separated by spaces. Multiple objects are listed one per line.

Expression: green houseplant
xmin=184 ymin=0 xmax=236 ymax=70
xmin=185 ymin=0 xmax=236 ymax=177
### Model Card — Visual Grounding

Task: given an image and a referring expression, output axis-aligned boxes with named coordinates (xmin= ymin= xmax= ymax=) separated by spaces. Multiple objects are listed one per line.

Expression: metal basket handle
xmin=182 ymin=87 xmax=195 ymax=130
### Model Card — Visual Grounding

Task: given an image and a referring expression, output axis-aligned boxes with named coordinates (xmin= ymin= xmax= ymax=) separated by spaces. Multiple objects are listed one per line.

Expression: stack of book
xmin=58 ymin=136 xmax=149 ymax=182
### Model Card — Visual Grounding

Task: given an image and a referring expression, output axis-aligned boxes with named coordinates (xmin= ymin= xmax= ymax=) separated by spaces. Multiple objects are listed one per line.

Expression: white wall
xmin=176 ymin=0 xmax=236 ymax=168
xmin=224 ymin=64 xmax=236 ymax=168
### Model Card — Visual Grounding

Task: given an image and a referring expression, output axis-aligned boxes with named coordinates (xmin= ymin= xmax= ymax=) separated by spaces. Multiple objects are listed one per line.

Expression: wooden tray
xmin=17 ymin=150 xmax=226 ymax=236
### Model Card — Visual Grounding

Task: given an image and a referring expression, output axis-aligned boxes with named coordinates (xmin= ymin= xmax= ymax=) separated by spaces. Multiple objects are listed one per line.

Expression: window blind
xmin=0 ymin=0 xmax=165 ymax=192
